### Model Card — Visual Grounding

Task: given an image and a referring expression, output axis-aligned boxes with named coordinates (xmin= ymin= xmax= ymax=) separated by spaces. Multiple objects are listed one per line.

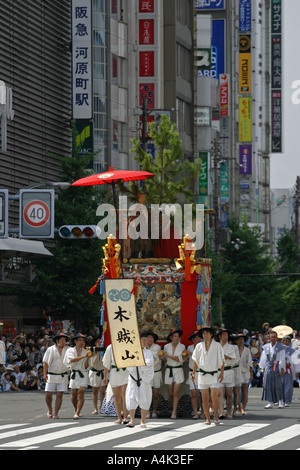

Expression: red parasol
xmin=72 ymin=166 xmax=154 ymax=207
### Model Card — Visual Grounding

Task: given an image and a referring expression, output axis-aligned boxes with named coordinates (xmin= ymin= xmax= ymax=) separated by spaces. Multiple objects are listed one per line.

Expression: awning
xmin=0 ymin=237 xmax=53 ymax=256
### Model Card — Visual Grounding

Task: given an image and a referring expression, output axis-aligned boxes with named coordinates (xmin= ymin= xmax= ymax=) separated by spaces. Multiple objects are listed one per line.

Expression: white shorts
xmin=45 ymin=383 xmax=67 ymax=392
xmin=199 ymin=383 xmax=219 ymax=390
xmin=151 ymin=370 xmax=162 ymax=389
xmin=217 ymin=381 xmax=234 ymax=388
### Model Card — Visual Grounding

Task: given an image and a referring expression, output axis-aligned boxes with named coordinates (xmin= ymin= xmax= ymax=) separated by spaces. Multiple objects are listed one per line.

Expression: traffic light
xmin=58 ymin=225 xmax=101 ymax=239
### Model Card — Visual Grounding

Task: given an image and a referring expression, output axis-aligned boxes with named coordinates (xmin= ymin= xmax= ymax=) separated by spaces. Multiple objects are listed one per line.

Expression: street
xmin=0 ymin=386 xmax=299 ymax=453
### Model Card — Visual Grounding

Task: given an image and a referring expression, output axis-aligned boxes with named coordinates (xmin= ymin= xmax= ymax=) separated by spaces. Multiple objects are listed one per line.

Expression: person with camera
xmin=88 ymin=335 xmax=106 ymax=415
xmin=64 ymin=333 xmax=90 ymax=419
xmin=43 ymin=332 xmax=70 ymax=419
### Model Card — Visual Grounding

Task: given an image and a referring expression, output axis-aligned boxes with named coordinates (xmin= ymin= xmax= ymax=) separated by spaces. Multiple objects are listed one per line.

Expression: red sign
xmin=139 ymin=51 xmax=155 ymax=77
xmin=219 ymin=74 xmax=229 ymax=117
xmin=139 ymin=83 xmax=155 ymax=109
xmin=24 ymin=200 xmax=50 ymax=227
xmin=139 ymin=19 xmax=154 ymax=45
xmin=139 ymin=0 xmax=154 ymax=12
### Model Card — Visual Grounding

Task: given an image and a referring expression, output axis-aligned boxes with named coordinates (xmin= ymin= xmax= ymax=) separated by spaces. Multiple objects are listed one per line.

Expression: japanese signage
xmin=271 ymin=0 xmax=282 ymax=152
xmin=72 ymin=0 xmax=92 ymax=120
xmin=272 ymin=91 xmax=282 ymax=152
xmin=198 ymin=152 xmax=208 ymax=196
xmin=198 ymin=19 xmax=225 ymax=80
xmin=239 ymin=97 xmax=252 ymax=142
xmin=219 ymin=74 xmax=229 ymax=116
xmin=239 ymin=145 xmax=252 ymax=175
xmin=139 ymin=51 xmax=155 ymax=77
xmin=195 ymin=0 xmax=225 ymax=10
xmin=239 ymin=0 xmax=251 ymax=32
xmin=105 ymin=279 xmax=145 ymax=369
xmin=239 ymin=35 xmax=251 ymax=94
xmin=139 ymin=0 xmax=154 ymax=13
xmin=138 ymin=0 xmax=156 ymax=112
xmin=139 ymin=19 xmax=154 ymax=45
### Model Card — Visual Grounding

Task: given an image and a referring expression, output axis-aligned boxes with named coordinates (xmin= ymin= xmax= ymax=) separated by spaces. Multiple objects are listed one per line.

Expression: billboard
xmin=239 ymin=97 xmax=252 ymax=142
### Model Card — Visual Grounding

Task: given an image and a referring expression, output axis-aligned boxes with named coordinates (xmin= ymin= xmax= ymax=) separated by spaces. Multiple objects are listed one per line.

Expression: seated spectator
xmin=29 ymin=344 xmax=43 ymax=368
xmin=37 ymin=365 xmax=45 ymax=391
xmin=20 ymin=366 xmax=38 ymax=391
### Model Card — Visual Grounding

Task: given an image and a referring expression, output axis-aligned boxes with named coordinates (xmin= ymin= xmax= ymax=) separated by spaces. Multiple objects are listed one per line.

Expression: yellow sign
xmin=239 ymin=97 xmax=252 ymax=142
xmin=239 ymin=53 xmax=251 ymax=94
xmin=105 ymin=278 xmax=145 ymax=369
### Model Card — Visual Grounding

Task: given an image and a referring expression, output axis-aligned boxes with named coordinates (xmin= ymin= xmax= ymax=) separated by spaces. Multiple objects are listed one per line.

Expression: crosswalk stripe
xmin=0 ymin=422 xmax=75 ymax=443
xmin=175 ymin=423 xmax=270 ymax=449
xmin=0 ymin=421 xmax=116 ymax=448
xmin=0 ymin=424 xmax=29 ymax=432
xmin=236 ymin=424 xmax=300 ymax=450
xmin=114 ymin=421 xmax=214 ymax=449
xmin=55 ymin=421 xmax=173 ymax=448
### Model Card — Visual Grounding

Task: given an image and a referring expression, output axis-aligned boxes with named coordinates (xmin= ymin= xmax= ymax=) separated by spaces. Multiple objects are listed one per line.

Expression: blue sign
xmin=195 ymin=0 xmax=225 ymax=10
xmin=239 ymin=0 xmax=251 ymax=32
xmin=198 ymin=19 xmax=225 ymax=79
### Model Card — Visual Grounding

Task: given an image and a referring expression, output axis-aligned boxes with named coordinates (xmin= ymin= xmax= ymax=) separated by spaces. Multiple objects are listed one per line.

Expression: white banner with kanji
xmin=105 ymin=278 xmax=145 ymax=369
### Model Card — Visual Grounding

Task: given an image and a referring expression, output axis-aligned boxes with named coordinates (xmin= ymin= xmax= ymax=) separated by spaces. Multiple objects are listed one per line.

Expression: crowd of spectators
xmin=0 ymin=325 xmax=99 ymax=392
xmin=1 ymin=323 xmax=300 ymax=392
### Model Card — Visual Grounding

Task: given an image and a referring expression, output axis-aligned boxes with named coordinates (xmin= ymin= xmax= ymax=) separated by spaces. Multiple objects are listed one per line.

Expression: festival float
xmin=89 ymin=231 xmax=213 ymax=417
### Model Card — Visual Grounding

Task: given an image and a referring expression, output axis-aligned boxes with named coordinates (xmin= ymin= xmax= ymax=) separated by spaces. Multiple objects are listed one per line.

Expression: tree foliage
xmin=119 ymin=114 xmax=201 ymax=205
xmin=212 ymin=219 xmax=286 ymax=330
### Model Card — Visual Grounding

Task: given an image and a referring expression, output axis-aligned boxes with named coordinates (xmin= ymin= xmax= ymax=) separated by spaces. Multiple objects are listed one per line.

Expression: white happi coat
xmin=164 ymin=342 xmax=185 ymax=384
xmin=221 ymin=342 xmax=238 ymax=385
xmin=102 ymin=344 xmax=128 ymax=387
xmin=186 ymin=344 xmax=200 ymax=389
xmin=192 ymin=340 xmax=224 ymax=387
xmin=64 ymin=346 xmax=89 ymax=389
xmin=234 ymin=346 xmax=252 ymax=386
xmin=43 ymin=344 xmax=70 ymax=385
xmin=126 ymin=348 xmax=154 ymax=411
xmin=149 ymin=343 xmax=162 ymax=388
xmin=89 ymin=353 xmax=105 ymax=388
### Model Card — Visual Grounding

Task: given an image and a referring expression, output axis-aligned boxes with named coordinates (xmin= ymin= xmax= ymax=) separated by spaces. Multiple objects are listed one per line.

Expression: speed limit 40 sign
xmin=19 ymin=190 xmax=54 ymax=239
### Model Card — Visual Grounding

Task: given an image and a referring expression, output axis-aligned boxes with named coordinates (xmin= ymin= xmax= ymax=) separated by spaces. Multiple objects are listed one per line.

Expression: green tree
xmin=217 ymin=218 xmax=283 ymax=330
xmin=275 ymin=229 xmax=300 ymax=329
xmin=119 ymin=114 xmax=201 ymax=205
xmin=18 ymin=122 xmax=106 ymax=331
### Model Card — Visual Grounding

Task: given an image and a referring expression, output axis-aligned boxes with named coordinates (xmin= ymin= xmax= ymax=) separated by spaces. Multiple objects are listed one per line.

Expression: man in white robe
xmin=64 ymin=333 xmax=90 ymax=419
xmin=233 ymin=333 xmax=252 ymax=415
xmin=217 ymin=328 xmax=237 ymax=419
xmin=192 ymin=327 xmax=224 ymax=425
xmin=186 ymin=330 xmax=203 ymax=419
xmin=162 ymin=329 xmax=185 ymax=419
xmin=125 ymin=331 xmax=154 ymax=428
xmin=43 ymin=332 xmax=70 ymax=419
xmin=146 ymin=330 xmax=162 ymax=418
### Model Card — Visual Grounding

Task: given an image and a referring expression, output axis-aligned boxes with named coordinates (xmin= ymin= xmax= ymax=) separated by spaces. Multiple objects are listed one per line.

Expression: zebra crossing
xmin=0 ymin=419 xmax=300 ymax=450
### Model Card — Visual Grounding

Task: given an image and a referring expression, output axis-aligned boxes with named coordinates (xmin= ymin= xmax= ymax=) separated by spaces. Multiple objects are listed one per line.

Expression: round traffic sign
xmin=23 ymin=200 xmax=50 ymax=227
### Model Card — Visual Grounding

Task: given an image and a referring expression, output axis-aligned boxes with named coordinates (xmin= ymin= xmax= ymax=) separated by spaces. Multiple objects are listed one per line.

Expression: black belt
xmin=70 ymin=369 xmax=84 ymax=380
xmin=48 ymin=371 xmax=68 ymax=377
xmin=90 ymin=367 xmax=104 ymax=378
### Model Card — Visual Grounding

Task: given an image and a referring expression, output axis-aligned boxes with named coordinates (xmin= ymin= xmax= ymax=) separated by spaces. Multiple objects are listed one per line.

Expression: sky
xmin=270 ymin=0 xmax=300 ymax=189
